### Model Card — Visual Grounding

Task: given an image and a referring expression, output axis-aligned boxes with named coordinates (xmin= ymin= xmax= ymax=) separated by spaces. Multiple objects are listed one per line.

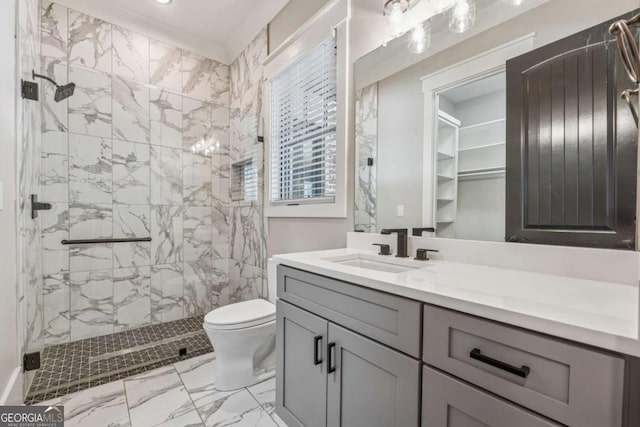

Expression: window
xmin=270 ymin=36 xmax=337 ymax=205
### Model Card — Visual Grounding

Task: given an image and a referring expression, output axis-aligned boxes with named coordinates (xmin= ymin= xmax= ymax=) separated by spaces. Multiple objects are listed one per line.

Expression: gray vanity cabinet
xmin=422 ymin=367 xmax=560 ymax=427
xmin=276 ymin=300 xmax=328 ymax=427
xmin=327 ymin=324 xmax=421 ymax=426
xmin=276 ymin=266 xmax=421 ymax=427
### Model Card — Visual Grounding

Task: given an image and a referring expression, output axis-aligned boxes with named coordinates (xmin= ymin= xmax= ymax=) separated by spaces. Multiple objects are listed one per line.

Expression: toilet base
xmin=204 ymin=320 xmax=276 ymax=390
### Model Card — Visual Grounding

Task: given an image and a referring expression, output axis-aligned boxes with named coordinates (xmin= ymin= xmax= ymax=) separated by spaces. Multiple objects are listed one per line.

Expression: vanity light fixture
xmin=154 ymin=0 xmax=173 ymax=5
xmin=502 ymin=0 xmax=525 ymax=5
xmin=449 ymin=0 xmax=476 ymax=33
xmin=408 ymin=20 xmax=431 ymax=54
xmin=384 ymin=0 xmax=410 ymax=37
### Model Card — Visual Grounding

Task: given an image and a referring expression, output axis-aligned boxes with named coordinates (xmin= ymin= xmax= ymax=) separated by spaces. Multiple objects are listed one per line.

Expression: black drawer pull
xmin=327 ymin=342 xmax=337 ymax=373
xmin=313 ymin=335 xmax=323 ymax=365
xmin=470 ymin=348 xmax=530 ymax=379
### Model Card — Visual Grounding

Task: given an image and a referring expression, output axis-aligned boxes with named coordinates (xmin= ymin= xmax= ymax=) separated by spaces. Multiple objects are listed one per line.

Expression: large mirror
xmin=354 ymin=0 xmax=639 ymax=248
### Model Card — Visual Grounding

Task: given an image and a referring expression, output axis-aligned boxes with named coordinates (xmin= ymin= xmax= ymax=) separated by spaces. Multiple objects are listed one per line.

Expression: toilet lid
xmin=204 ymin=299 xmax=275 ymax=330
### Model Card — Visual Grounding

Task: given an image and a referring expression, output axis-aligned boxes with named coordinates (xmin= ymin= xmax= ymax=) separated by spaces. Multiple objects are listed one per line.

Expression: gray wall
xmin=0 ymin=0 xmax=19 ymax=403
xmin=376 ymin=74 xmax=424 ymax=230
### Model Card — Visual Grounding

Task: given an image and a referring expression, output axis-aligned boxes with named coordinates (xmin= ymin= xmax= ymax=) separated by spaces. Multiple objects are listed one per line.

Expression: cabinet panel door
xmin=326 ymin=323 xmax=420 ymax=427
xmin=276 ymin=300 xmax=328 ymax=427
xmin=422 ymin=366 xmax=561 ymax=427
xmin=505 ymin=10 xmax=638 ymax=249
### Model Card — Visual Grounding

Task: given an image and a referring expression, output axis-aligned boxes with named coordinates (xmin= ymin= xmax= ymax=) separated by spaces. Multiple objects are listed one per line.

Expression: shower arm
xmin=32 ymin=71 xmax=61 ymax=88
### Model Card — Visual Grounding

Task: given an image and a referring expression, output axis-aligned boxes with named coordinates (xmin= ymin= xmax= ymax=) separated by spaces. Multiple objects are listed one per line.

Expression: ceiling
xmin=54 ymin=0 xmax=291 ymax=64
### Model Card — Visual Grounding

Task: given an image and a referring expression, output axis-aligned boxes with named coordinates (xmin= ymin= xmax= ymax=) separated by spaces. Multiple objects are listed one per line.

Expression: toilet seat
xmin=204 ymin=299 xmax=275 ymax=330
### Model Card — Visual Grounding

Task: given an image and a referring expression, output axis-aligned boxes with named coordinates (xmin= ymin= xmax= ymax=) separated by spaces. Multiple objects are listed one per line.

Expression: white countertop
xmin=271 ymin=248 xmax=640 ymax=357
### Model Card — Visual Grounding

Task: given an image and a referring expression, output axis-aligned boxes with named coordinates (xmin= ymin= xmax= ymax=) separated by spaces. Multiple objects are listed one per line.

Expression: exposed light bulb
xmin=502 ymin=0 xmax=525 ymax=5
xmin=384 ymin=0 xmax=408 ymax=37
xmin=449 ymin=0 xmax=476 ymax=33
xmin=388 ymin=3 xmax=404 ymax=36
xmin=154 ymin=0 xmax=172 ymax=4
xmin=408 ymin=21 xmax=431 ymax=54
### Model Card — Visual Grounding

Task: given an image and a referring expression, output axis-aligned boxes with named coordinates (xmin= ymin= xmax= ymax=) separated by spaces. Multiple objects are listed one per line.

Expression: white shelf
xmin=437 ymin=150 xmax=455 ymax=160
xmin=437 ymin=219 xmax=454 ymax=224
xmin=458 ymin=142 xmax=505 ymax=152
xmin=459 ymin=118 xmax=505 ymax=131
xmin=437 ymin=174 xmax=454 ymax=181
xmin=437 ymin=198 xmax=454 ymax=202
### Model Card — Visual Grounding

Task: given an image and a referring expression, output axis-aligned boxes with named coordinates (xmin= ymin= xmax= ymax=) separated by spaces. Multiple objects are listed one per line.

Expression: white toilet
xmin=203 ymin=271 xmax=277 ymax=391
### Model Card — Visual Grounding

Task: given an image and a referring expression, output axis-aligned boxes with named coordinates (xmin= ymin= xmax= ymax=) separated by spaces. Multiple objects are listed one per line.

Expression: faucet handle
xmin=372 ymin=244 xmax=392 ymax=256
xmin=415 ymin=248 xmax=439 ymax=261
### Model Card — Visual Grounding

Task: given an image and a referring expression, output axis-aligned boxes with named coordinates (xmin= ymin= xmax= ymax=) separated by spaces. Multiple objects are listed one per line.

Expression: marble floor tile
xmin=196 ymin=389 xmax=276 ymax=427
xmin=247 ymin=378 xmax=276 ymax=416
xmin=61 ymin=380 xmax=130 ymax=427
xmin=125 ymin=366 xmax=197 ymax=427
xmin=174 ymin=353 xmax=228 ymax=408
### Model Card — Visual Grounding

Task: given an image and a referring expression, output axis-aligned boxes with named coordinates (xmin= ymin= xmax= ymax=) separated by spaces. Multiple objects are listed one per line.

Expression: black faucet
xmin=380 ymin=228 xmax=409 ymax=258
xmin=412 ymin=227 xmax=435 ymax=237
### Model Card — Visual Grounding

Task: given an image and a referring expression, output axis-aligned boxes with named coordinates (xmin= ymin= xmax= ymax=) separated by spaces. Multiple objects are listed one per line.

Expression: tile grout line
xmin=173 ymin=361 xmax=206 ymax=426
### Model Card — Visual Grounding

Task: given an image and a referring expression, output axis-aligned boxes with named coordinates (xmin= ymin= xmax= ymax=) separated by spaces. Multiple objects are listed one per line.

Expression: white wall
xmin=268 ymin=0 xmax=331 ymax=53
xmin=0 ymin=0 xmax=20 ymax=404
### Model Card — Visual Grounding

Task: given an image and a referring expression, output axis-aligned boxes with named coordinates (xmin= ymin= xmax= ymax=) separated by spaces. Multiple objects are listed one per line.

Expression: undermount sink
xmin=323 ymin=253 xmax=424 ymax=273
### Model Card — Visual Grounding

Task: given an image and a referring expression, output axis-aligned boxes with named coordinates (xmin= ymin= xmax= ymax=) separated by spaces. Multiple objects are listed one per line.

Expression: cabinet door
xmin=327 ymin=323 xmax=420 ymax=427
xmin=276 ymin=300 xmax=328 ymax=427
xmin=505 ymin=10 xmax=638 ymax=249
xmin=422 ymin=366 xmax=561 ymax=427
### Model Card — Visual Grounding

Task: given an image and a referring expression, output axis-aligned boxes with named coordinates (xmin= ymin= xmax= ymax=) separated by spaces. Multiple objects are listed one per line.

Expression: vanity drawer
xmin=423 ymin=305 xmax=625 ymax=427
xmin=277 ymin=265 xmax=422 ymax=357
xmin=422 ymin=366 xmax=560 ymax=427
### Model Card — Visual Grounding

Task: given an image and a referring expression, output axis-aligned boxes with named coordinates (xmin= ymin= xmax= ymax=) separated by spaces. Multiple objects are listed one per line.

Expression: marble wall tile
xmin=355 ymin=84 xmax=378 ymax=233
xmin=212 ymin=205 xmax=230 ymax=260
xmin=183 ymin=152 xmax=212 ymax=206
xmin=182 ymin=52 xmax=212 ymax=101
xmin=69 ymin=134 xmax=112 ymax=204
xmin=230 ymin=205 xmax=264 ymax=268
xmin=113 ymin=140 xmax=150 ymax=204
xmin=183 ymin=260 xmax=216 ymax=316
xmin=212 ymin=104 xmax=230 ymax=129
xmin=112 ymin=25 xmax=149 ymax=83
xmin=150 ymin=146 xmax=183 ymax=205
xmin=41 ymin=0 xmax=67 ymax=60
xmin=70 ymin=269 xmax=114 ymax=340
xmin=40 ymin=202 xmax=69 ymax=276
xmin=211 ymin=152 xmax=230 ymax=207
xmin=68 ymin=10 xmax=112 ymax=73
xmin=183 ymin=97 xmax=212 ymax=152
xmin=41 ymin=58 xmax=68 ymax=132
xmin=68 ymin=67 xmax=112 ymax=137
xmin=69 ymin=204 xmax=113 ymax=272
xmin=151 ymin=205 xmax=183 ymax=264
xmin=150 ymin=264 xmax=184 ymax=323
xmin=229 ymin=261 xmax=263 ymax=303
xmin=150 ymin=39 xmax=182 ymax=92
xmin=112 ymin=76 xmax=150 ymax=143
xmin=114 ymin=266 xmax=151 ymax=332
xmin=183 ymin=206 xmax=212 ymax=262
xmin=150 ymin=87 xmax=182 ymax=149
xmin=211 ymin=61 xmax=230 ymax=106
xmin=43 ymin=273 xmax=70 ymax=345
xmin=40 ymin=133 xmax=68 ymax=203
xmin=113 ymin=204 xmax=151 ymax=268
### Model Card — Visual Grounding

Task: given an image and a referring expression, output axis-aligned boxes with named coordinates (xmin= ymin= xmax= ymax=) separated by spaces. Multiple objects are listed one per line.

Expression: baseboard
xmin=0 ymin=367 xmax=23 ymax=405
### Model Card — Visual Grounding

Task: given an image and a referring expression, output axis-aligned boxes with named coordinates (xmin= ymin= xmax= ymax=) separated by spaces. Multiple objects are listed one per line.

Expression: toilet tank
xmin=266 ymin=259 xmax=278 ymax=303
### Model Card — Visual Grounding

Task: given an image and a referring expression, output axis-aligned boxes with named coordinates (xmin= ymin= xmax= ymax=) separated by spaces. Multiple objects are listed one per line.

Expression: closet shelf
xmin=458 ymin=142 xmax=506 ymax=152
xmin=437 ymin=150 xmax=455 ymax=160
xmin=458 ymin=166 xmax=506 ymax=181
xmin=459 ymin=118 xmax=506 ymax=131
xmin=437 ymin=219 xmax=454 ymax=224
xmin=437 ymin=174 xmax=454 ymax=181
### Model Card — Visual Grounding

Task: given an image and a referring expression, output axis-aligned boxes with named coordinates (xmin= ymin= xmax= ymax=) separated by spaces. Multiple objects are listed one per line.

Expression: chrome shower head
xmin=54 ymin=83 xmax=76 ymax=102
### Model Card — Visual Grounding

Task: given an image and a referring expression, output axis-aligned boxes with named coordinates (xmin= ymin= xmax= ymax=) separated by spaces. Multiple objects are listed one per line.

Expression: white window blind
xmin=270 ymin=36 xmax=337 ymax=204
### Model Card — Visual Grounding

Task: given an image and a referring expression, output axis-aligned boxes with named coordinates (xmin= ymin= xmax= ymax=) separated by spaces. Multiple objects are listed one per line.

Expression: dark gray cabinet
xmin=505 ymin=10 xmax=639 ymax=249
xmin=327 ymin=324 xmax=420 ymax=426
xmin=276 ymin=300 xmax=328 ymax=427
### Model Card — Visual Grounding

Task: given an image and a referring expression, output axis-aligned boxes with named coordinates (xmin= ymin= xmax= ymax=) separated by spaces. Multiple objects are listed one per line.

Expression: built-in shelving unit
xmin=435 ymin=110 xmax=461 ymax=239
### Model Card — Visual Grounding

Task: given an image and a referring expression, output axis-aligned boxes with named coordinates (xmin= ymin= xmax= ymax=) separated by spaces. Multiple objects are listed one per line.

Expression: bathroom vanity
xmin=272 ymin=246 xmax=640 ymax=427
